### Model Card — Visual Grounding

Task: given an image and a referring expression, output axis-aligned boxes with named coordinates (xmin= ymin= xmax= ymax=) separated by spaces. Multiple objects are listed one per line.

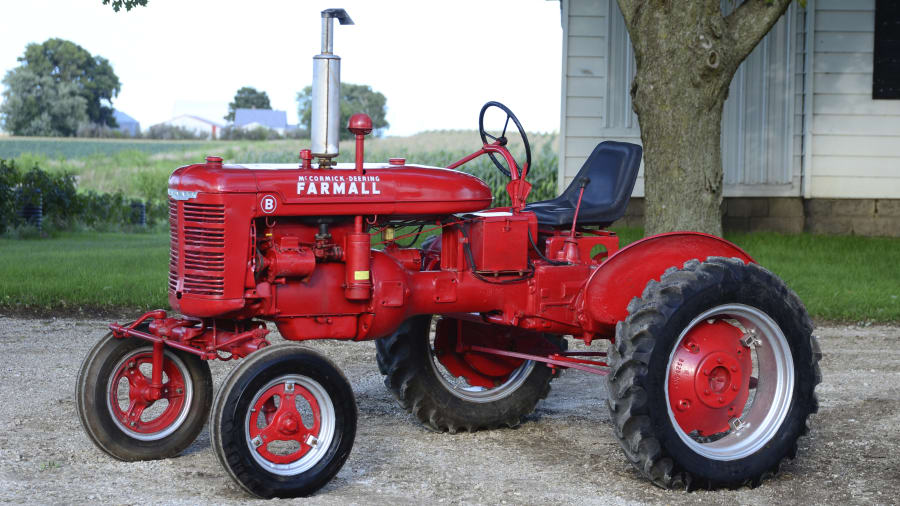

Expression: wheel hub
xmin=248 ymin=381 xmax=321 ymax=465
xmin=108 ymin=350 xmax=189 ymax=438
xmin=694 ymin=351 xmax=743 ymax=408
xmin=277 ymin=413 xmax=300 ymax=435
xmin=668 ymin=319 xmax=752 ymax=435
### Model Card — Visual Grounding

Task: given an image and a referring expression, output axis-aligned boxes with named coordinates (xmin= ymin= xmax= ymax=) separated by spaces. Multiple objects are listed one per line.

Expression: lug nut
xmin=176 ymin=388 xmax=183 ymax=395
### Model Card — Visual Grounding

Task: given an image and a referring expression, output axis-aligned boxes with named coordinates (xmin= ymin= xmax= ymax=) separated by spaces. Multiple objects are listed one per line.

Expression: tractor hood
xmin=168 ymin=161 xmax=494 ymax=217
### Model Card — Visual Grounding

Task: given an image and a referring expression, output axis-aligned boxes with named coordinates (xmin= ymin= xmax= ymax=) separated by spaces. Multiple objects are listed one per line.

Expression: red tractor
xmin=76 ymin=9 xmax=820 ymax=498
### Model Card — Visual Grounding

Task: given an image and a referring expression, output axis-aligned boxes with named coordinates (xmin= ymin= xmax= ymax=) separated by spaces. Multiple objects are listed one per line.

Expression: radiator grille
xmin=169 ymin=200 xmax=226 ymax=296
xmin=168 ymin=199 xmax=179 ymax=292
xmin=183 ymin=202 xmax=225 ymax=224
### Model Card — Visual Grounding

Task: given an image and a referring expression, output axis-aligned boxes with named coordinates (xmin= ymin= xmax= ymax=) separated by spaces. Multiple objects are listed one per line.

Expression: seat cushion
xmin=525 ymin=141 xmax=642 ymax=228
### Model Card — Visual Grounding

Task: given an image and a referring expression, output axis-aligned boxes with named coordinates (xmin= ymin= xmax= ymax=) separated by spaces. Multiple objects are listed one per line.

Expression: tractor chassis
xmin=109 ymin=309 xmax=610 ymax=379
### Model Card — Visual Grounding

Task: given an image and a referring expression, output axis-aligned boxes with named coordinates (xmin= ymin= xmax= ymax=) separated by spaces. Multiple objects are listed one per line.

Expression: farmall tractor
xmin=76 ymin=9 xmax=820 ymax=499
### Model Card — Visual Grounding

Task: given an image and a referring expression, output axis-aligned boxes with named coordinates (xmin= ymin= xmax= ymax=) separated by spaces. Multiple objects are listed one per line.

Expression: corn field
xmin=0 ymin=131 xmax=560 ymax=207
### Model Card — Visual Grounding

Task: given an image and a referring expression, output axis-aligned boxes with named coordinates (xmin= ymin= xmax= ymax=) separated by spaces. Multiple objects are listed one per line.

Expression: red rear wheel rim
xmin=667 ymin=319 xmax=752 ymax=435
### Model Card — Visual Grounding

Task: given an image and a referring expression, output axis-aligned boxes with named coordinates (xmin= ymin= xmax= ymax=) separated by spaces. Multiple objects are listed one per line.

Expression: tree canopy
xmin=102 ymin=0 xmax=147 ymax=12
xmin=1 ymin=38 xmax=120 ymax=136
xmin=1 ymin=71 xmax=88 ymax=137
xmin=225 ymin=87 xmax=272 ymax=123
xmin=297 ymin=83 xmax=389 ymax=140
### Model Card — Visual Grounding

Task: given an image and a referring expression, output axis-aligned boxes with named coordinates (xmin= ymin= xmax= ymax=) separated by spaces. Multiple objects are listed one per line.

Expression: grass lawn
xmin=0 ymin=229 xmax=897 ymax=323
xmin=0 ymin=232 xmax=169 ymax=313
xmin=727 ymin=231 xmax=900 ymax=323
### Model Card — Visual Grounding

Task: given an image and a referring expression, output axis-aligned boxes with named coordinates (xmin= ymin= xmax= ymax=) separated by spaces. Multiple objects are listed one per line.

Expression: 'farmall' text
xmin=296 ymin=175 xmax=381 ymax=196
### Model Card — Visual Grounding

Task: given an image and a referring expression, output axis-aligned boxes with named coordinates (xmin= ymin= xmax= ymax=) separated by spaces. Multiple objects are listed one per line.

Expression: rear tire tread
xmin=376 ymin=316 xmax=560 ymax=433
xmin=606 ymin=257 xmax=821 ymax=490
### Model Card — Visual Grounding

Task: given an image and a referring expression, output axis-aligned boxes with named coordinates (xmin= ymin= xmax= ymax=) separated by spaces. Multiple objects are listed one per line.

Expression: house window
xmin=873 ymin=0 xmax=900 ymax=99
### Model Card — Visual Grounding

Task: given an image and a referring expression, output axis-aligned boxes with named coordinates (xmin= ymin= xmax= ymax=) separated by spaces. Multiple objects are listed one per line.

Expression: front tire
xmin=210 ymin=344 xmax=357 ymax=498
xmin=606 ymin=257 xmax=821 ymax=489
xmin=376 ymin=315 xmax=564 ymax=433
xmin=75 ymin=331 xmax=212 ymax=461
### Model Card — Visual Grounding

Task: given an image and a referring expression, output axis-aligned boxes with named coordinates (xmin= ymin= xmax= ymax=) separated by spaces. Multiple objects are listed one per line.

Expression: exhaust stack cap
xmin=321 ymin=9 xmax=354 ymax=53
xmin=311 ymin=8 xmax=353 ymax=166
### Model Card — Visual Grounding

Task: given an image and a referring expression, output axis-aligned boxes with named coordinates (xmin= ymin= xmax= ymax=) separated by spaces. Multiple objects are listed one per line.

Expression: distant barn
xmin=113 ymin=110 xmax=140 ymax=137
xmin=234 ymin=109 xmax=288 ymax=134
xmin=154 ymin=115 xmax=223 ymax=140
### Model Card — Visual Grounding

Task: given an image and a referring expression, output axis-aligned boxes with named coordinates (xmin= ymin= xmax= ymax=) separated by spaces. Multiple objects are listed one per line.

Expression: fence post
xmin=20 ymin=189 xmax=42 ymax=232
xmin=131 ymin=200 xmax=147 ymax=227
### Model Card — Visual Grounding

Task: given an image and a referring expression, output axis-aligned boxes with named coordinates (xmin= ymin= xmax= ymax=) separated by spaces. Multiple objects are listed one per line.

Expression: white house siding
xmin=559 ymin=0 xmax=645 ymax=195
xmin=809 ymin=0 xmax=900 ymax=198
xmin=720 ymin=4 xmax=804 ymax=196
xmin=561 ymin=1 xmax=807 ymax=199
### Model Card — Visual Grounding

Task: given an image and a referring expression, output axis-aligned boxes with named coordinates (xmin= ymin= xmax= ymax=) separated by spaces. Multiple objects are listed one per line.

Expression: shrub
xmin=144 ymin=124 xmax=206 ymax=140
xmin=0 ymin=158 xmax=165 ymax=235
xmin=19 ymin=166 xmax=80 ymax=223
xmin=0 ymin=160 xmax=20 ymax=233
xmin=219 ymin=125 xmax=282 ymax=141
xmin=283 ymin=127 xmax=309 ymax=140
xmin=76 ymin=122 xmax=133 ymax=138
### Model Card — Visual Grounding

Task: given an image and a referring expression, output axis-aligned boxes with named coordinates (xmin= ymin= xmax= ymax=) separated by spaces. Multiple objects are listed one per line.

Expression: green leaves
xmin=297 ymin=83 xmax=390 ymax=140
xmin=0 ymin=158 xmax=165 ymax=234
xmin=1 ymin=69 xmax=88 ymax=137
xmin=1 ymin=39 xmax=120 ymax=136
xmin=225 ymin=87 xmax=272 ymax=123
xmin=102 ymin=0 xmax=148 ymax=12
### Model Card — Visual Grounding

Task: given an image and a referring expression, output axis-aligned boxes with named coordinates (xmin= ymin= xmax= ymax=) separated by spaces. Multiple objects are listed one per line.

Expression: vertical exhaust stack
xmin=311 ymin=8 xmax=353 ymax=168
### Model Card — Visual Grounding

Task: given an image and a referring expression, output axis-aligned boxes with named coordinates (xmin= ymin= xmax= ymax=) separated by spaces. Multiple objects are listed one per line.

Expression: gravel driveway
xmin=0 ymin=316 xmax=897 ymax=505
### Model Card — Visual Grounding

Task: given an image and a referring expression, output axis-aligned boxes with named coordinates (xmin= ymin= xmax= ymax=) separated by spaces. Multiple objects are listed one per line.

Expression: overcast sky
xmin=1 ymin=0 xmax=563 ymax=136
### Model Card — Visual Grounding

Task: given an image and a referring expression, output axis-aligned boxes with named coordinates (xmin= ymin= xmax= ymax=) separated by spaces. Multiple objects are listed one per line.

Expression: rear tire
xmin=75 ymin=331 xmax=212 ymax=461
xmin=375 ymin=315 xmax=563 ymax=432
xmin=606 ymin=257 xmax=821 ymax=489
xmin=210 ymin=344 xmax=357 ymax=498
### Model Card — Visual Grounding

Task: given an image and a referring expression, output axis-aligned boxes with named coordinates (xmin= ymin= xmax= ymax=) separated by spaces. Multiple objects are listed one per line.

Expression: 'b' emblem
xmin=260 ymin=195 xmax=277 ymax=214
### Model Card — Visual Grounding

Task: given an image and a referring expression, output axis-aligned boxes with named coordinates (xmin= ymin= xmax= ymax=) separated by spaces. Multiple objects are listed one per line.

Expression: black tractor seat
xmin=525 ymin=141 xmax=642 ymax=228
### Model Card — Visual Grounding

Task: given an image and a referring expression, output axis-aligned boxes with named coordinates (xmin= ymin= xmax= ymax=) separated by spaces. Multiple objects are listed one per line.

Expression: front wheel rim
xmin=106 ymin=348 xmax=193 ymax=441
xmin=664 ymin=303 xmax=795 ymax=461
xmin=244 ymin=374 xmax=336 ymax=476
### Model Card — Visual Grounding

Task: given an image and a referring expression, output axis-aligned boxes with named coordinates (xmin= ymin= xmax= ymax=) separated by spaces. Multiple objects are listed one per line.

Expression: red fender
xmin=580 ymin=232 xmax=754 ymax=333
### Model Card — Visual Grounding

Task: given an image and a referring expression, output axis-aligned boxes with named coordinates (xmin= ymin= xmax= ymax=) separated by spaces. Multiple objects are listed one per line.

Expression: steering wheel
xmin=478 ymin=101 xmax=531 ymax=179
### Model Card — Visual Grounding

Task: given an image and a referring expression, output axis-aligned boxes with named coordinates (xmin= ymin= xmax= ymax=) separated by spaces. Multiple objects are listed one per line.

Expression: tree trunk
xmin=616 ymin=0 xmax=793 ymax=237
xmin=637 ymin=81 xmax=727 ymax=236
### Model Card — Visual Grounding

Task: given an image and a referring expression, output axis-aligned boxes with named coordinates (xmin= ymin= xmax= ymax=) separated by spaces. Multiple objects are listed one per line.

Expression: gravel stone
xmin=0 ymin=316 xmax=897 ymax=504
